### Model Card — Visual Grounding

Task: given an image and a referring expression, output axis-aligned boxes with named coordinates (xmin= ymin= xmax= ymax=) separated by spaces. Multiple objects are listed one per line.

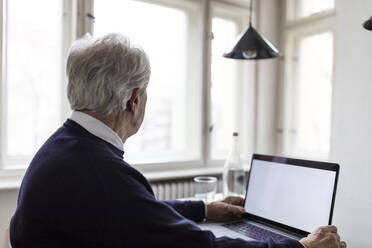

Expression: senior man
xmin=10 ymin=34 xmax=346 ymax=248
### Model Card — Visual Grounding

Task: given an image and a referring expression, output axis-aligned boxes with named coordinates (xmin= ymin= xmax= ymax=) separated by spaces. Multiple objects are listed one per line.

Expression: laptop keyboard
xmin=222 ymin=221 xmax=290 ymax=242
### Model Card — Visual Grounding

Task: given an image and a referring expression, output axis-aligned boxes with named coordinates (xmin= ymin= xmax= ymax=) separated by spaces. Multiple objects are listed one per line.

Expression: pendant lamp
xmin=223 ymin=0 xmax=279 ymax=60
xmin=363 ymin=16 xmax=372 ymax=31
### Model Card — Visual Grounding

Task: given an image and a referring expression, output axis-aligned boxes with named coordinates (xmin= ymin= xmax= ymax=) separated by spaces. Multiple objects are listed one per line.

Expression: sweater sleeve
xmin=99 ymin=164 xmax=305 ymax=248
xmin=161 ymin=200 xmax=206 ymax=222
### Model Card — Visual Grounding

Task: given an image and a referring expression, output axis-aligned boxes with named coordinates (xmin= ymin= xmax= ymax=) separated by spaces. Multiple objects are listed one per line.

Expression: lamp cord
xmin=249 ymin=0 xmax=253 ymax=27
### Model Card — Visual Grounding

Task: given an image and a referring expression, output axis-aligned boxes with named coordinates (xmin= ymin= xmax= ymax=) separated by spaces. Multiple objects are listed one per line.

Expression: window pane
xmin=5 ymin=0 xmax=63 ymax=158
xmin=287 ymin=0 xmax=335 ymax=19
xmin=288 ymin=32 xmax=333 ymax=159
xmin=211 ymin=18 xmax=240 ymax=159
xmin=94 ymin=0 xmax=201 ymax=164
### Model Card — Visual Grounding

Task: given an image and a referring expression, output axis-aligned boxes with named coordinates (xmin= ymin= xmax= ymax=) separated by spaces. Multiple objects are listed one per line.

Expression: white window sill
xmin=0 ymin=165 xmax=223 ymax=190
xmin=144 ymin=167 xmax=223 ymax=182
xmin=0 ymin=170 xmax=25 ymax=191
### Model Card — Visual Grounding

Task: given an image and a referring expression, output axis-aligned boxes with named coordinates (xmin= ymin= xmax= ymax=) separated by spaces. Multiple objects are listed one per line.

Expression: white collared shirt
xmin=69 ymin=110 xmax=124 ymax=152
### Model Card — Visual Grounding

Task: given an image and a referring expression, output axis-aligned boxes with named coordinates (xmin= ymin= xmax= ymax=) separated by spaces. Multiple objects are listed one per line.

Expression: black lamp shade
xmin=363 ymin=16 xmax=372 ymax=30
xmin=223 ymin=25 xmax=279 ymax=60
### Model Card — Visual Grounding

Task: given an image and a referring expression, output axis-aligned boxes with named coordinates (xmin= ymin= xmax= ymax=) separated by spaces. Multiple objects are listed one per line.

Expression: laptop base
xmin=198 ymin=219 xmax=303 ymax=242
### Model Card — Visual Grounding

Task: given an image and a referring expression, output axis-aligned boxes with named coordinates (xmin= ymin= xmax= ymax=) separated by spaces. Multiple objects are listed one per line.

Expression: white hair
xmin=66 ymin=33 xmax=151 ymax=116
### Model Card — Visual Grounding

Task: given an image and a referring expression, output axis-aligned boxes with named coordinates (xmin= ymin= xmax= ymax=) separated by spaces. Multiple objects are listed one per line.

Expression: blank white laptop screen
xmin=244 ymin=159 xmax=336 ymax=233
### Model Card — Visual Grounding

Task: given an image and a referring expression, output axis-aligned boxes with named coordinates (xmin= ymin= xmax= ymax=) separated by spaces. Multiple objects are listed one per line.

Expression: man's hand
xmin=300 ymin=226 xmax=347 ymax=248
xmin=221 ymin=196 xmax=245 ymax=206
xmin=206 ymin=196 xmax=245 ymax=222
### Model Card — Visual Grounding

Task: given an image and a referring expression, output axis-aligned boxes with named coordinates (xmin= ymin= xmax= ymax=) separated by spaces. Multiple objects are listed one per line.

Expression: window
xmin=279 ymin=1 xmax=335 ymax=159
xmin=1 ymin=0 xmax=63 ymax=166
xmin=287 ymin=32 xmax=333 ymax=158
xmin=209 ymin=3 xmax=254 ymax=165
xmin=211 ymin=17 xmax=240 ymax=159
xmin=286 ymin=0 xmax=335 ymax=20
xmin=0 ymin=0 xmax=254 ymax=173
xmin=93 ymin=0 xmax=202 ymax=164
xmin=93 ymin=0 xmax=253 ymax=166
xmin=210 ymin=5 xmax=253 ymax=161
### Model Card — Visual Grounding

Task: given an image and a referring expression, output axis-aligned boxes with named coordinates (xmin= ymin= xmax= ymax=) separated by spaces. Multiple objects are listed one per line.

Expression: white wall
xmin=331 ymin=0 xmax=372 ymax=247
xmin=0 ymin=189 xmax=18 ymax=235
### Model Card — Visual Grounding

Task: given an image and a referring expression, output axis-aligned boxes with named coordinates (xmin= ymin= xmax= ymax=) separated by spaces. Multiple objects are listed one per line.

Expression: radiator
xmin=150 ymin=178 xmax=223 ymax=200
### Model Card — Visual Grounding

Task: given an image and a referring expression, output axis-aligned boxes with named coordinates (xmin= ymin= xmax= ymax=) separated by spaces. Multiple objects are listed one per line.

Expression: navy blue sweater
xmin=10 ymin=119 xmax=303 ymax=248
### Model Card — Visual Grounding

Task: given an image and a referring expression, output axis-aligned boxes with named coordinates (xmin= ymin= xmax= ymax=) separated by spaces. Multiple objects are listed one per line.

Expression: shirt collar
xmin=69 ymin=110 xmax=124 ymax=152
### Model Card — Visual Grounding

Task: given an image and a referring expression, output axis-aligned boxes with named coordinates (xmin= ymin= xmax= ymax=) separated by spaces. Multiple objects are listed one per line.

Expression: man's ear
xmin=126 ymin=88 xmax=141 ymax=113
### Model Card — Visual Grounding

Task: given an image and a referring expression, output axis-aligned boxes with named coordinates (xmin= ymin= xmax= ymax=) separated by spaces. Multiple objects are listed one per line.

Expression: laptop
xmin=199 ymin=154 xmax=339 ymax=242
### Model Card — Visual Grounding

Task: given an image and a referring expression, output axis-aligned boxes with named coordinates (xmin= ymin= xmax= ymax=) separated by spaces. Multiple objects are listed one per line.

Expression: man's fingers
xmin=222 ymin=196 xmax=244 ymax=206
xmin=207 ymin=201 xmax=246 ymax=222
xmin=233 ymin=197 xmax=244 ymax=206
xmin=227 ymin=205 xmax=245 ymax=218
xmin=302 ymin=225 xmax=345 ymax=248
xmin=330 ymin=232 xmax=340 ymax=242
xmin=315 ymin=225 xmax=338 ymax=234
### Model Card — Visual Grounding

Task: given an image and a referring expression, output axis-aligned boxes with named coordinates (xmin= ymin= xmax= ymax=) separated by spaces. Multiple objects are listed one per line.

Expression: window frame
xmin=0 ymin=0 xmax=68 ymax=167
xmin=0 ymin=0 xmax=76 ymax=176
xmin=277 ymin=1 xmax=336 ymax=160
xmin=0 ymin=0 xmax=255 ymax=181
xmin=285 ymin=0 xmax=335 ymax=21
xmin=0 ymin=0 xmax=5 ymax=171
xmin=207 ymin=1 xmax=254 ymax=167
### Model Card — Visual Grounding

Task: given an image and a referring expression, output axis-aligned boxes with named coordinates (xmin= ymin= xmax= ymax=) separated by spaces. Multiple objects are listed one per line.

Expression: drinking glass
xmin=194 ymin=176 xmax=217 ymax=203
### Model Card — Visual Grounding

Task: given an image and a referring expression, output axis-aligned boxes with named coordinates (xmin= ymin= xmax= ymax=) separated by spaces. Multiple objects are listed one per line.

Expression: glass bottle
xmin=223 ymin=132 xmax=246 ymax=197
